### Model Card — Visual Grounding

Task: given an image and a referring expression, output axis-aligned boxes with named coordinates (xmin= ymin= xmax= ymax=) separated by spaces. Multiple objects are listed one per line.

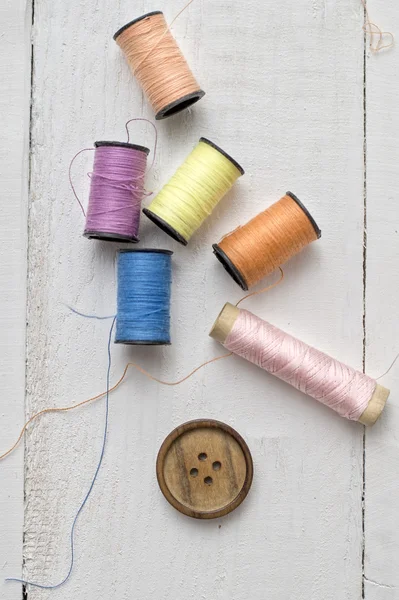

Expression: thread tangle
xmin=360 ymin=0 xmax=394 ymax=52
xmin=144 ymin=138 xmax=244 ymax=245
xmin=212 ymin=304 xmax=388 ymax=423
xmin=213 ymin=192 xmax=320 ymax=290
xmin=116 ymin=249 xmax=172 ymax=345
xmin=114 ymin=10 xmax=204 ymax=119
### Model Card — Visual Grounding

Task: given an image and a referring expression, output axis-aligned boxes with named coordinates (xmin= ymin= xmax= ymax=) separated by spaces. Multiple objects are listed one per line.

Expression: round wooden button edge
xmin=156 ymin=419 xmax=254 ymax=519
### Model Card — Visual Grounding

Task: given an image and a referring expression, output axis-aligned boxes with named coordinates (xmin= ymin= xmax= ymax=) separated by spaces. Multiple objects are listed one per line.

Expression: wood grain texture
xmin=0 ymin=0 xmax=30 ymax=598
xmin=364 ymin=1 xmax=399 ymax=597
xmin=24 ymin=0 xmax=367 ymax=598
xmin=156 ymin=419 xmax=253 ymax=518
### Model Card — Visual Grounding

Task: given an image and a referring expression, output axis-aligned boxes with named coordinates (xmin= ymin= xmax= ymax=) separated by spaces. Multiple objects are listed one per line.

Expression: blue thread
xmin=115 ymin=249 xmax=172 ymax=345
xmin=66 ymin=305 xmax=116 ymax=320
xmin=6 ymin=317 xmax=116 ymax=590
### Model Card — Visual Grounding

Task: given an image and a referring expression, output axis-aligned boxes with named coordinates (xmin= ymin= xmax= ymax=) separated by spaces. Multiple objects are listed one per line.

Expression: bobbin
xmin=113 ymin=12 xmax=205 ymax=120
xmin=143 ymin=138 xmax=245 ymax=245
xmin=115 ymin=248 xmax=173 ymax=346
xmin=83 ymin=141 xmax=150 ymax=243
xmin=212 ymin=191 xmax=321 ymax=290
xmin=209 ymin=303 xmax=389 ymax=426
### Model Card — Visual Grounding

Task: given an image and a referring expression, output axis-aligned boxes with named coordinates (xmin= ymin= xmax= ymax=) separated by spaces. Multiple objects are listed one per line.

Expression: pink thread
xmin=224 ymin=309 xmax=376 ymax=421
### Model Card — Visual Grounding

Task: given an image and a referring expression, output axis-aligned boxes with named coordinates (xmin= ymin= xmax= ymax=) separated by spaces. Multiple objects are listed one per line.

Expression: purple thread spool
xmin=84 ymin=141 xmax=149 ymax=242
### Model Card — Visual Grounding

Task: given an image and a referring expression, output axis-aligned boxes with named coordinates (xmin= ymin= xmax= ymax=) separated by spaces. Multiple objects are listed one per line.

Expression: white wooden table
xmin=1 ymin=1 xmax=398 ymax=598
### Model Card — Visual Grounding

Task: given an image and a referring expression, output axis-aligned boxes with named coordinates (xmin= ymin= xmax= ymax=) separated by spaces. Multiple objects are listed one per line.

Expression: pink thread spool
xmin=84 ymin=141 xmax=149 ymax=242
xmin=210 ymin=303 xmax=389 ymax=425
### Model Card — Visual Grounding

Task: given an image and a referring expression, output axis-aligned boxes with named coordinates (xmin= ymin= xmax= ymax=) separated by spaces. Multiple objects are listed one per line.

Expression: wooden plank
xmin=0 ymin=0 xmax=30 ymax=597
xmin=364 ymin=1 xmax=399 ymax=597
xmin=26 ymin=0 xmax=366 ymax=597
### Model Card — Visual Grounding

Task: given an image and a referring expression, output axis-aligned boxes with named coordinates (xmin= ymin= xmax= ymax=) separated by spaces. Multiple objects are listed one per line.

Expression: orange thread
xmin=0 ymin=270 xmax=285 ymax=462
xmin=115 ymin=11 xmax=204 ymax=119
xmin=214 ymin=193 xmax=320 ymax=290
xmin=361 ymin=0 xmax=394 ymax=52
xmin=0 ymin=353 xmax=232 ymax=462
xmin=235 ymin=267 xmax=284 ymax=307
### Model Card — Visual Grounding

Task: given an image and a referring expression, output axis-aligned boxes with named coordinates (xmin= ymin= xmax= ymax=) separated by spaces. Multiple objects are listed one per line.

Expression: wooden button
xmin=156 ymin=419 xmax=253 ymax=519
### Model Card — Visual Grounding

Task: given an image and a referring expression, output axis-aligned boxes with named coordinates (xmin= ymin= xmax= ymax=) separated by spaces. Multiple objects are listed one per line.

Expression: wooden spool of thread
xmin=143 ymin=138 xmax=244 ymax=245
xmin=210 ymin=303 xmax=389 ymax=425
xmin=213 ymin=192 xmax=321 ymax=290
xmin=114 ymin=11 xmax=205 ymax=120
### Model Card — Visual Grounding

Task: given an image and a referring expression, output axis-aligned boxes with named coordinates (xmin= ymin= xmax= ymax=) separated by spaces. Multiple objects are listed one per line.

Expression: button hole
xmin=212 ymin=461 xmax=222 ymax=471
xmin=190 ymin=468 xmax=198 ymax=477
xmin=204 ymin=476 xmax=213 ymax=486
xmin=198 ymin=453 xmax=207 ymax=461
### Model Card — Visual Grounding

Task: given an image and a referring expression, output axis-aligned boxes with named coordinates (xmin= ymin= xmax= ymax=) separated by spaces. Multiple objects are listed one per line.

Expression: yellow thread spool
xmin=143 ymin=138 xmax=244 ymax=245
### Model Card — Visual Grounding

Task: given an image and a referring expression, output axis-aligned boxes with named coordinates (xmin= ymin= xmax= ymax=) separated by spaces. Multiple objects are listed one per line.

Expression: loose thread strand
xmin=69 ymin=148 xmax=95 ymax=216
xmin=360 ymin=0 xmax=394 ymax=52
xmin=6 ymin=317 xmax=116 ymax=589
xmin=66 ymin=306 xmax=116 ymax=320
xmin=0 ymin=272 xmax=283 ymax=463
xmin=125 ymin=118 xmax=158 ymax=171
xmin=0 ymin=353 xmax=232 ymax=462
xmin=235 ymin=268 xmax=284 ymax=307
xmin=376 ymin=352 xmax=399 ymax=380
xmin=131 ymin=0 xmax=196 ymax=77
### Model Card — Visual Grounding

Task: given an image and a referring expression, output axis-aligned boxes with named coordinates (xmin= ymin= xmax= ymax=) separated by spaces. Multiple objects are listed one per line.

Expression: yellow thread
xmin=0 ymin=271 xmax=283 ymax=462
xmin=145 ymin=139 xmax=243 ymax=242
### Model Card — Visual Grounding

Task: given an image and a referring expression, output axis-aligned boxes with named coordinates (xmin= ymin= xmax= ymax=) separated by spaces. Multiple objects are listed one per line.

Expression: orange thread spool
xmin=114 ymin=11 xmax=205 ymax=120
xmin=213 ymin=192 xmax=321 ymax=290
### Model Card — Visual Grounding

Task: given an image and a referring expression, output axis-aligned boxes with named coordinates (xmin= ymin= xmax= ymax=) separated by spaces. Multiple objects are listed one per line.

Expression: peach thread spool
xmin=114 ymin=11 xmax=205 ymax=120
xmin=210 ymin=303 xmax=389 ymax=426
xmin=213 ymin=192 xmax=321 ymax=290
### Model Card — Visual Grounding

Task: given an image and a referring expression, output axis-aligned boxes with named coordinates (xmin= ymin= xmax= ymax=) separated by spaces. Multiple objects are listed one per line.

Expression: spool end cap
xmin=155 ymin=90 xmax=205 ymax=120
xmin=209 ymin=302 xmax=240 ymax=344
xmin=358 ymin=383 xmax=389 ymax=426
xmin=143 ymin=208 xmax=188 ymax=246
xmin=212 ymin=244 xmax=248 ymax=290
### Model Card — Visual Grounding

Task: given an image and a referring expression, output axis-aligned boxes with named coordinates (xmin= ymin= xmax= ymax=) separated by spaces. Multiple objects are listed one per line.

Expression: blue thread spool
xmin=115 ymin=249 xmax=173 ymax=345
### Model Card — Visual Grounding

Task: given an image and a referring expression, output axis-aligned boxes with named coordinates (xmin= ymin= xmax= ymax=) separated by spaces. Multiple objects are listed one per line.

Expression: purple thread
xmin=69 ymin=147 xmax=94 ymax=216
xmin=84 ymin=144 xmax=149 ymax=242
